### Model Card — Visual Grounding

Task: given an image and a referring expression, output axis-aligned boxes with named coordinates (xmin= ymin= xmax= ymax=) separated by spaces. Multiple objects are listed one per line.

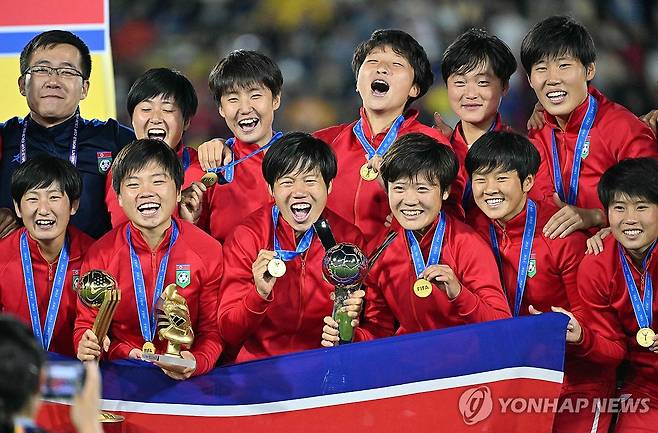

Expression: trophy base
xmin=142 ymin=353 xmax=196 ymax=369
xmin=98 ymin=411 xmax=125 ymax=423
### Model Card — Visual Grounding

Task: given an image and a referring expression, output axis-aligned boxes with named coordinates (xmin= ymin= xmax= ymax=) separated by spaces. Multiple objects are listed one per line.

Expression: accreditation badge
xmin=175 ymin=264 xmax=191 ymax=288
xmin=581 ymin=136 xmax=590 ymax=159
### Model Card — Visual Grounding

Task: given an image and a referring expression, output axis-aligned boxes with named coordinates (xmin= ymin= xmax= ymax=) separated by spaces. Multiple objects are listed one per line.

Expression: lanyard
xmin=207 ymin=132 xmax=283 ymax=183
xmin=489 ymin=200 xmax=537 ymax=317
xmin=619 ymin=241 xmax=656 ymax=330
xmin=551 ymin=95 xmax=597 ymax=205
xmin=406 ymin=211 xmax=447 ymax=278
xmin=181 ymin=146 xmax=190 ymax=172
xmin=271 ymin=205 xmax=314 ymax=261
xmin=127 ymin=221 xmax=179 ymax=342
xmin=20 ymin=231 xmax=69 ymax=350
xmin=20 ymin=110 xmax=81 ymax=166
xmin=353 ymin=115 xmax=404 ymax=160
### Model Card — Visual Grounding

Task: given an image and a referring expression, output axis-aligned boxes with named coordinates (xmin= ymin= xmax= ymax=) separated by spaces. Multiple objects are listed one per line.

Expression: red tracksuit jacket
xmin=529 ymin=87 xmax=658 ymax=213
xmin=576 ymin=235 xmax=658 ymax=402
xmin=105 ymin=144 xmax=206 ymax=227
xmin=74 ymin=218 xmax=223 ymax=375
xmin=471 ymin=200 xmax=613 ymax=390
xmin=450 ymin=113 xmax=524 ymax=225
xmin=0 ymin=227 xmax=94 ymax=356
xmin=355 ymin=212 xmax=510 ymax=341
xmin=314 ymin=108 xmax=465 ymax=240
xmin=218 ymin=205 xmax=365 ymax=363
xmin=198 ymin=138 xmax=274 ymax=243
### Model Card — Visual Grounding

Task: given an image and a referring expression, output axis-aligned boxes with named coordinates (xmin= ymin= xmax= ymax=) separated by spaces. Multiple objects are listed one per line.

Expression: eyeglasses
xmin=24 ymin=65 xmax=85 ymax=79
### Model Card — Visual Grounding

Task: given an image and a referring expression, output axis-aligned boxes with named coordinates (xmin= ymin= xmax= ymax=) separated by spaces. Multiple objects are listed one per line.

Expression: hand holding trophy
xmin=322 ymin=243 xmax=369 ymax=344
xmin=141 ymin=284 xmax=196 ymax=371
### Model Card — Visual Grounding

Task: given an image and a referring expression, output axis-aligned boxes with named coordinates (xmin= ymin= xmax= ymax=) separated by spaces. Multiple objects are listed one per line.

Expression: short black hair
xmin=208 ymin=50 xmax=283 ymax=105
xmin=598 ymin=158 xmax=658 ymax=209
xmin=0 ymin=315 xmax=44 ymax=427
xmin=465 ymin=131 xmax=541 ymax=183
xmin=20 ymin=30 xmax=92 ymax=79
xmin=112 ymin=139 xmax=184 ymax=194
xmin=521 ymin=16 xmax=596 ymax=75
xmin=441 ymin=28 xmax=517 ymax=87
xmin=352 ymin=29 xmax=433 ymax=108
xmin=127 ymin=68 xmax=198 ymax=123
xmin=262 ymin=132 xmax=337 ymax=189
xmin=11 ymin=155 xmax=82 ymax=205
xmin=380 ymin=133 xmax=458 ymax=194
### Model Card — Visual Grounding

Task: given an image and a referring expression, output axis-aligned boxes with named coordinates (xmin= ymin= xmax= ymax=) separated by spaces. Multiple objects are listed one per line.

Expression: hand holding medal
xmin=420 ymin=264 xmax=462 ymax=300
xmin=253 ymin=249 xmax=280 ymax=299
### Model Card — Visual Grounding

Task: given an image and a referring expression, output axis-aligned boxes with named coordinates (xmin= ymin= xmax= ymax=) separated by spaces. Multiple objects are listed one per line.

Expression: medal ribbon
xmin=462 ymin=116 xmax=498 ymax=209
xmin=20 ymin=231 xmax=70 ymax=350
xmin=353 ymin=115 xmax=405 ymax=162
xmin=406 ymin=210 xmax=447 ymax=278
xmin=551 ymin=95 xmax=597 ymax=205
xmin=489 ymin=199 xmax=537 ymax=317
xmin=271 ymin=205 xmax=314 ymax=261
xmin=127 ymin=220 xmax=179 ymax=343
xmin=20 ymin=110 xmax=81 ymax=166
xmin=618 ymin=241 xmax=656 ymax=330
xmin=181 ymin=146 xmax=190 ymax=172
xmin=207 ymin=132 xmax=283 ymax=183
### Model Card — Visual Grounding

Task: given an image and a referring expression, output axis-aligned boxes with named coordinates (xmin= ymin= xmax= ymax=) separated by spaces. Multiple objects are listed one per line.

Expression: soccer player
xmin=0 ymin=155 xmax=94 ymax=356
xmin=466 ymin=130 xmax=613 ymax=432
xmin=314 ymin=29 xmax=465 ymax=239
xmin=574 ymin=158 xmax=658 ymax=431
xmin=521 ymin=16 xmax=658 ymax=239
xmin=322 ymin=133 xmax=509 ymax=345
xmin=75 ymin=139 xmax=222 ymax=379
xmin=105 ymin=68 xmax=206 ymax=227
xmin=440 ymin=28 xmax=517 ymax=219
xmin=218 ymin=132 xmax=366 ymax=362
xmin=0 ymin=30 xmax=135 ymax=239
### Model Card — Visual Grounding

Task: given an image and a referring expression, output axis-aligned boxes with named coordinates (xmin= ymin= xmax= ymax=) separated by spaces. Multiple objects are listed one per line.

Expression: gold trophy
xmin=141 ymin=284 xmax=196 ymax=369
xmin=76 ymin=269 xmax=124 ymax=424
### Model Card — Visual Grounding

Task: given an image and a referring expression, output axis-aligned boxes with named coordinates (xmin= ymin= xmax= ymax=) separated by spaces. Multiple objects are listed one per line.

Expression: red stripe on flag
xmin=38 ymin=378 xmax=561 ymax=433
xmin=0 ymin=0 xmax=103 ymax=26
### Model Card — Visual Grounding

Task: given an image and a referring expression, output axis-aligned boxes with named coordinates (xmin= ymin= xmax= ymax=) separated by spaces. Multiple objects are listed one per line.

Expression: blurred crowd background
xmin=109 ymin=0 xmax=658 ymax=147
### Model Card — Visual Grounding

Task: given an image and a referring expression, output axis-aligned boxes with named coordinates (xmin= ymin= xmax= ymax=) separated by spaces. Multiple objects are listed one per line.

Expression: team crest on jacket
xmin=97 ymin=151 xmax=113 ymax=173
xmin=581 ymin=136 xmax=590 ymax=159
xmin=72 ymin=269 xmax=80 ymax=290
xmin=176 ymin=264 xmax=191 ymax=288
xmin=527 ymin=254 xmax=537 ymax=278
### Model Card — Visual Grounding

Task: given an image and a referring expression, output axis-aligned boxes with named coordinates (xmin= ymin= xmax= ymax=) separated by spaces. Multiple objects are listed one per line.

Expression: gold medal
xmin=413 ymin=278 xmax=432 ymax=298
xmin=267 ymin=258 xmax=286 ymax=278
xmin=636 ymin=327 xmax=656 ymax=348
xmin=201 ymin=172 xmax=218 ymax=187
xmin=142 ymin=341 xmax=156 ymax=355
xmin=359 ymin=163 xmax=378 ymax=181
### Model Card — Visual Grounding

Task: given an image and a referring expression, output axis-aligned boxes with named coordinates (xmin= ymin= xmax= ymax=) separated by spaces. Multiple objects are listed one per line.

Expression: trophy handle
xmin=92 ymin=289 xmax=120 ymax=343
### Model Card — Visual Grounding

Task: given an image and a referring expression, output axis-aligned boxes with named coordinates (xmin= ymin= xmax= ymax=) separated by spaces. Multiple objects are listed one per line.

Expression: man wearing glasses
xmin=0 ymin=30 xmax=134 ymax=239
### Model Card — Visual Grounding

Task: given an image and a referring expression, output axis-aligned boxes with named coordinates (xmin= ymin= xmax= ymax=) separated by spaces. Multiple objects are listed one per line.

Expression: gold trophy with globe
xmin=76 ymin=269 xmax=124 ymax=423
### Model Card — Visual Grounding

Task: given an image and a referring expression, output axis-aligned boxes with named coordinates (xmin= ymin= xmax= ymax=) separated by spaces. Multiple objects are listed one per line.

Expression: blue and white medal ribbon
xmin=127 ymin=220 xmax=179 ymax=348
xmin=20 ymin=110 xmax=80 ymax=166
xmin=551 ymin=95 xmax=597 ymax=205
xmin=181 ymin=146 xmax=191 ymax=172
xmin=204 ymin=132 xmax=283 ymax=185
xmin=619 ymin=241 xmax=656 ymax=348
xmin=353 ymin=115 xmax=404 ymax=181
xmin=267 ymin=205 xmax=315 ymax=277
xmin=406 ymin=211 xmax=447 ymax=298
xmin=20 ymin=231 xmax=70 ymax=350
xmin=489 ymin=199 xmax=537 ymax=316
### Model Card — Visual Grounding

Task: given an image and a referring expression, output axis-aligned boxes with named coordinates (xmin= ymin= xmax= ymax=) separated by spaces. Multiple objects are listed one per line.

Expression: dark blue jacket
xmin=0 ymin=114 xmax=135 ymax=239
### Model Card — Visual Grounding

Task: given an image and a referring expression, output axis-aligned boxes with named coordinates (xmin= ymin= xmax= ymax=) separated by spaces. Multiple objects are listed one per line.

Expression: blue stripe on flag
xmin=0 ymin=29 xmax=105 ymax=55
xmin=50 ymin=313 xmax=568 ymax=406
